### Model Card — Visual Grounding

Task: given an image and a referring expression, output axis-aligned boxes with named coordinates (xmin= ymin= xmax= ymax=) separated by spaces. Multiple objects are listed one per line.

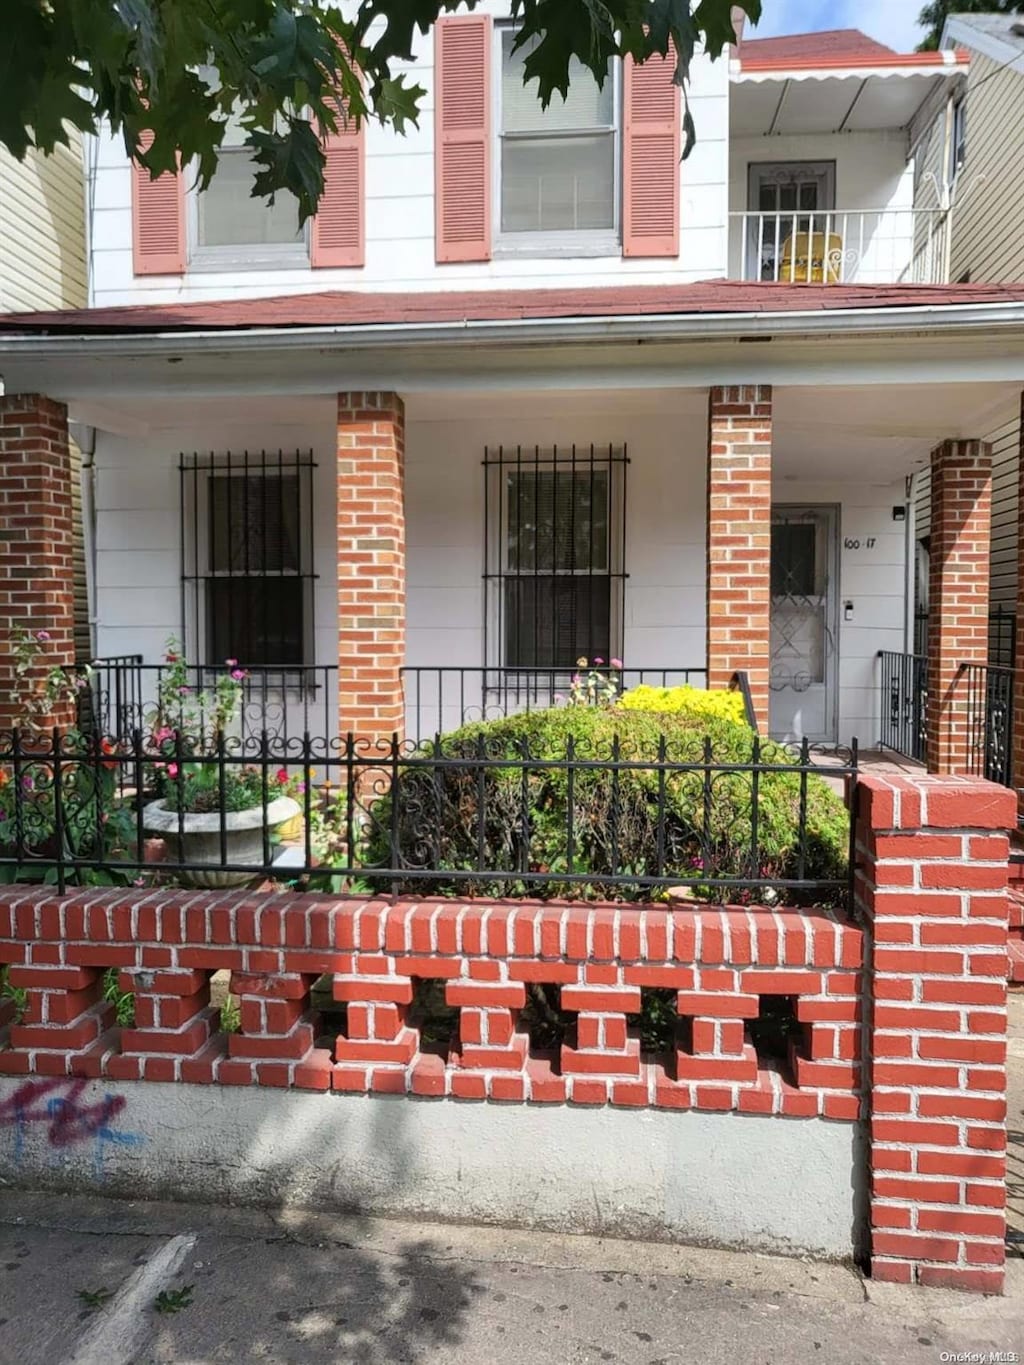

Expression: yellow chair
xmin=779 ymin=231 xmax=843 ymax=284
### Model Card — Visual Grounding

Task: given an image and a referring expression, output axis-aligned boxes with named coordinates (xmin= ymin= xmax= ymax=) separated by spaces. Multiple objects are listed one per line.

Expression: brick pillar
xmin=926 ymin=439 xmax=992 ymax=775
xmin=337 ymin=393 xmax=406 ymax=743
xmin=857 ymin=772 xmax=1013 ymax=1294
xmin=707 ymin=385 xmax=772 ymax=731
xmin=0 ymin=394 xmax=75 ymax=730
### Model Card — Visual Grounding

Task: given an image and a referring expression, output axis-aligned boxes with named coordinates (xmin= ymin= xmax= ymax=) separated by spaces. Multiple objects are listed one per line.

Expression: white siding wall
xmin=93 ymin=412 xmax=339 ymax=674
xmin=91 ymin=395 xmax=898 ymax=748
xmin=87 ymin=3 xmax=729 ymax=306
xmin=405 ymin=402 xmax=708 ymax=732
xmin=777 ymin=476 xmax=907 ymax=747
xmin=728 ymin=130 xmax=916 ymax=283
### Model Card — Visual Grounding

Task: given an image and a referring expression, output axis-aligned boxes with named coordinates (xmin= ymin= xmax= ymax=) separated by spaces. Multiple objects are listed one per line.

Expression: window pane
xmin=209 ymin=475 xmax=300 ymax=573
xmin=506 ymin=470 xmax=609 ymax=572
xmin=198 ymin=150 xmax=305 ymax=248
xmin=771 ymin=522 xmax=820 ymax=598
xmin=206 ymin=577 xmax=305 ymax=666
xmin=502 ymin=133 xmax=615 ymax=233
xmin=504 ymin=576 xmax=611 ymax=669
xmin=502 ymin=30 xmax=612 ymax=133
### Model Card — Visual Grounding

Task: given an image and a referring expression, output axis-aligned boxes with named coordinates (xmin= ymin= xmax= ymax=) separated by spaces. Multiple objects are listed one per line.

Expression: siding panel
xmin=0 ymin=134 xmax=87 ymax=311
xmin=950 ymin=54 xmax=1024 ymax=283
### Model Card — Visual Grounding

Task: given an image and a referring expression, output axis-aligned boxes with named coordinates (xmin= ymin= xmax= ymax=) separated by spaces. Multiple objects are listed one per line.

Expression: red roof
xmin=742 ymin=28 xmax=896 ymax=64
xmin=739 ymin=27 xmax=968 ymax=71
xmin=1 ymin=281 xmax=1022 ymax=337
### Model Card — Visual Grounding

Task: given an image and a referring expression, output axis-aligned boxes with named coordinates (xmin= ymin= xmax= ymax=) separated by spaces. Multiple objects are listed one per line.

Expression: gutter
xmin=2 ymin=300 xmax=1024 ymax=361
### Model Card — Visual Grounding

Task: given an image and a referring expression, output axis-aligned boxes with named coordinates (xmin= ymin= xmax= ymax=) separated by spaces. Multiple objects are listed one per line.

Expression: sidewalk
xmin=1 ymin=1190 xmax=1022 ymax=1365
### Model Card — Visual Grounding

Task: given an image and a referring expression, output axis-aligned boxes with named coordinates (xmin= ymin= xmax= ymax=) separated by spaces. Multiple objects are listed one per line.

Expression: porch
xmin=69 ymin=379 xmax=1014 ymax=761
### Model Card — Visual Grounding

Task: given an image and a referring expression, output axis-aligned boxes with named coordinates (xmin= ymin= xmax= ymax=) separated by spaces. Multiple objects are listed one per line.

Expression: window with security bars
xmin=180 ymin=451 xmax=317 ymax=667
xmin=498 ymin=28 xmax=618 ymax=241
xmin=485 ymin=446 xmax=627 ymax=671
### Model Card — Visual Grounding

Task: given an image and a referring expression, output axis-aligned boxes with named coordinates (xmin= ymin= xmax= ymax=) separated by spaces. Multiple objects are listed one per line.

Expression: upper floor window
xmin=497 ymin=29 xmax=619 ymax=252
xmin=191 ymin=109 xmax=308 ymax=270
xmin=949 ymin=97 xmax=968 ymax=183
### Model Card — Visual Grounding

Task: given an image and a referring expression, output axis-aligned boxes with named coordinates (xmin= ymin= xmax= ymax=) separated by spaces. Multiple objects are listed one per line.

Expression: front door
xmin=769 ymin=505 xmax=839 ymax=744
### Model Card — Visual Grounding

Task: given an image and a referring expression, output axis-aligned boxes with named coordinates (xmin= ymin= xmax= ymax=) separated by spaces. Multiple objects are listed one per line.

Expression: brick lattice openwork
xmin=0 ymin=394 xmax=75 ymax=729
xmin=0 ymin=893 xmax=862 ymax=1118
xmin=336 ymin=391 xmax=406 ymax=741
xmin=706 ymin=384 xmax=772 ymax=730
xmin=926 ymin=438 xmax=992 ymax=775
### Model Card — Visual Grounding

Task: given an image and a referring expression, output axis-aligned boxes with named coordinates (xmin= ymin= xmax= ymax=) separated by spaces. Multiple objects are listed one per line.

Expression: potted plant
xmin=141 ymin=643 xmax=299 ymax=887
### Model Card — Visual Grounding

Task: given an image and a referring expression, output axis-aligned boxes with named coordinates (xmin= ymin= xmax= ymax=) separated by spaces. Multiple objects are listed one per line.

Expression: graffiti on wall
xmin=0 ymin=1078 xmax=144 ymax=1168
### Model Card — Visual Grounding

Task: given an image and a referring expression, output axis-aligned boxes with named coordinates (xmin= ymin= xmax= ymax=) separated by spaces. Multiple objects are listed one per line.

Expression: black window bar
xmin=179 ymin=450 xmax=318 ymax=674
xmin=483 ymin=444 xmax=628 ymax=694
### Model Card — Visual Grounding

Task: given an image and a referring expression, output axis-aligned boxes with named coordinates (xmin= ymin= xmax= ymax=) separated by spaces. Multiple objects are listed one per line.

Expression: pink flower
xmin=178 ymin=685 xmax=190 ymax=696
xmin=611 ymin=658 xmax=623 ymax=670
xmin=276 ymin=768 xmax=289 ymax=784
xmin=230 ymin=669 xmax=246 ymax=682
xmin=225 ymin=658 xmax=237 ymax=667
xmin=167 ymin=763 xmax=179 ymax=778
xmin=36 ymin=630 xmax=50 ymax=642
xmin=594 ymin=658 xmax=604 ymax=666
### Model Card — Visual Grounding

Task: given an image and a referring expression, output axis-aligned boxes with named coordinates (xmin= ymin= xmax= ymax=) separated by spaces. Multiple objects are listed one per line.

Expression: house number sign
xmin=843 ymin=537 xmax=877 ymax=551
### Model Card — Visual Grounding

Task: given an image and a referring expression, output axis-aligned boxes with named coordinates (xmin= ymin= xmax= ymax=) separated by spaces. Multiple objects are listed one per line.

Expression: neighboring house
xmin=911 ymin=16 xmax=1024 ymax=679
xmin=1 ymin=10 xmax=1020 ymax=772
xmin=0 ymin=134 xmax=90 ymax=665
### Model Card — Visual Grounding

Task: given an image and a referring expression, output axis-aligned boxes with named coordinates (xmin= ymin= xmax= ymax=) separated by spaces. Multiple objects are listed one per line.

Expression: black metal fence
xmin=914 ymin=606 xmax=1017 ymax=670
xmin=878 ymin=651 xmax=927 ymax=763
xmin=401 ymin=666 xmax=709 ymax=742
xmin=961 ymin=662 xmax=1014 ymax=788
xmin=0 ymin=727 xmax=858 ymax=905
xmin=85 ymin=657 xmax=711 ymax=750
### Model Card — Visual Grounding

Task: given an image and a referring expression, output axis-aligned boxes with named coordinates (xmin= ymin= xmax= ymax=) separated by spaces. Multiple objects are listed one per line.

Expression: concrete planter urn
xmin=142 ymin=796 xmax=301 ymax=889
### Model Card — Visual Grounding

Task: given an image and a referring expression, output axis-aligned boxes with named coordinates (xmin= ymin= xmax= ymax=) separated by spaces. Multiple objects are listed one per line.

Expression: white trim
xmin=942 ymin=16 xmax=1024 ymax=75
xmin=733 ymin=61 xmax=964 ymax=85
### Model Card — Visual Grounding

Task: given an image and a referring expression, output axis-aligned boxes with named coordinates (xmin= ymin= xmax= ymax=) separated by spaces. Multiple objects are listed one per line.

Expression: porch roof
xmin=2 ymin=280 xmax=1024 ymax=340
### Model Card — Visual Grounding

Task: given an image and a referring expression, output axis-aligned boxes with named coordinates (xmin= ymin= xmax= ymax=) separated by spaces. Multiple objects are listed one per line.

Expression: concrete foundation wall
xmin=0 ymin=1077 xmax=866 ymax=1260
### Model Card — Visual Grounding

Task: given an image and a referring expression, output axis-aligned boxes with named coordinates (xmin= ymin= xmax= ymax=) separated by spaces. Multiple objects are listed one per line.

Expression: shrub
xmin=617 ymin=684 xmax=748 ymax=727
xmin=364 ymin=707 xmax=849 ymax=905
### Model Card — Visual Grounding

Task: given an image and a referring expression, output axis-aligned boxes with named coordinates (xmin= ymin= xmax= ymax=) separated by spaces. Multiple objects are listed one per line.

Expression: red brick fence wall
xmin=0 ymin=772 xmax=1014 ymax=1293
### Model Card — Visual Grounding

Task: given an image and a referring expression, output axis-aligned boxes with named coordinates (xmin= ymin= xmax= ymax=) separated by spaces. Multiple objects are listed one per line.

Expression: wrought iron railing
xmin=961 ymin=662 xmax=1014 ymax=789
xmin=85 ymin=658 xmax=710 ymax=749
xmin=400 ymin=666 xmax=708 ymax=742
xmin=0 ymin=728 xmax=858 ymax=905
xmin=878 ymin=651 xmax=927 ymax=764
xmin=913 ymin=606 xmax=1017 ymax=670
xmin=84 ymin=659 xmax=338 ymax=756
xmin=730 ymin=208 xmax=949 ymax=286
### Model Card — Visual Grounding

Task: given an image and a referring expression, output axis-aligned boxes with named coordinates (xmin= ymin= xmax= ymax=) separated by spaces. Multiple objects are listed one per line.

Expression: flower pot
xmin=141 ymin=796 xmax=301 ymax=889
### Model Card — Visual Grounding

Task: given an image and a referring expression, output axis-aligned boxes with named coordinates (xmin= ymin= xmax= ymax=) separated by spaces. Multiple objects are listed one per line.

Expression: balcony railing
xmin=878 ymin=651 xmax=927 ymax=764
xmin=84 ymin=659 xmax=710 ymax=751
xmin=731 ymin=208 xmax=949 ymax=286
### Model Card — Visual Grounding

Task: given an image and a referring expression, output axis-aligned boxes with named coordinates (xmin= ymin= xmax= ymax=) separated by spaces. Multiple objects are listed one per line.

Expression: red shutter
xmin=312 ymin=101 xmax=365 ymax=268
xmin=131 ymin=132 xmax=186 ymax=275
xmin=434 ymin=15 xmax=492 ymax=264
xmin=622 ymin=53 xmax=681 ymax=258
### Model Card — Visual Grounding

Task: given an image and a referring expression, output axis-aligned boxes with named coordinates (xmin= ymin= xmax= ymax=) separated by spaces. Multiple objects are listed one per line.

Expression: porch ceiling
xmin=770 ymin=382 xmax=1018 ymax=483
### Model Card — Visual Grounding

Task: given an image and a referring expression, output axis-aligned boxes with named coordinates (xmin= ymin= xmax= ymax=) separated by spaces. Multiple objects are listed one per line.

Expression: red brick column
xmin=706 ymin=385 xmax=772 ymax=731
xmin=856 ymin=772 xmax=1013 ymax=1293
xmin=337 ymin=392 xmax=406 ymax=744
xmin=926 ymin=439 xmax=992 ymax=775
xmin=0 ymin=394 xmax=75 ymax=729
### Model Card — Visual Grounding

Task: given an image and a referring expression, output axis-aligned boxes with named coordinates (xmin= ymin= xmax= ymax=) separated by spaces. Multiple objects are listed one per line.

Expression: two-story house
xmin=0 ymin=8 xmax=1021 ymax=779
